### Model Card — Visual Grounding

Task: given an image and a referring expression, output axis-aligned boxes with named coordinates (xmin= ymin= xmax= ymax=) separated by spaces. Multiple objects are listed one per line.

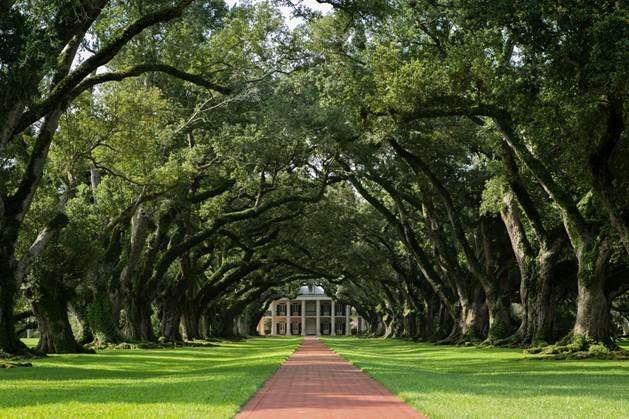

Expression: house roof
xmin=298 ymin=285 xmax=326 ymax=296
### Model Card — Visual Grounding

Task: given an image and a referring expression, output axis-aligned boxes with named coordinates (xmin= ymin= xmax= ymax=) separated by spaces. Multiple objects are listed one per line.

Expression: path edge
xmin=234 ymin=336 xmax=304 ymax=418
xmin=318 ymin=337 xmax=427 ymax=418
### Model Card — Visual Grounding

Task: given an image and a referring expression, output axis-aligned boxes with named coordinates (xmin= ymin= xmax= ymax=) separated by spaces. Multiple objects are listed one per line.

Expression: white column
xmin=316 ymin=299 xmax=321 ymax=336
xmin=301 ymin=300 xmax=306 ymax=336
xmin=257 ymin=318 xmax=262 ymax=335
xmin=331 ymin=301 xmax=336 ymax=336
xmin=287 ymin=300 xmax=291 ymax=336
xmin=345 ymin=305 xmax=350 ymax=336
xmin=271 ymin=301 xmax=276 ymax=335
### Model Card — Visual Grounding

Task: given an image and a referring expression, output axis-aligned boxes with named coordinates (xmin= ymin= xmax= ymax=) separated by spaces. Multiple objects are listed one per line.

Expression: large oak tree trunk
xmin=183 ymin=308 xmax=201 ymax=340
xmin=32 ymin=296 xmax=83 ymax=354
xmin=125 ymin=297 xmax=155 ymax=342
xmin=69 ymin=303 xmax=93 ymax=345
xmin=86 ymin=226 xmax=126 ymax=345
xmin=458 ymin=292 xmax=486 ymax=341
xmin=531 ymin=244 xmax=561 ymax=344
xmin=485 ymin=288 xmax=514 ymax=341
xmin=480 ymin=218 xmax=516 ymax=342
xmin=88 ymin=283 xmax=122 ymax=344
xmin=497 ymin=116 xmax=619 ymax=347
xmin=160 ymin=297 xmax=182 ymax=342
xmin=216 ymin=313 xmax=236 ymax=338
xmin=421 ymin=293 xmax=437 ymax=339
xmin=0 ymin=262 xmax=27 ymax=354
xmin=573 ymin=237 xmax=613 ymax=345
xmin=0 ymin=217 xmax=27 ymax=354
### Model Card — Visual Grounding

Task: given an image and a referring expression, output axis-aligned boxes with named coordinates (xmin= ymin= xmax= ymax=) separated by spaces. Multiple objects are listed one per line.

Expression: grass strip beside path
xmin=322 ymin=337 xmax=629 ymax=419
xmin=0 ymin=337 xmax=301 ymax=419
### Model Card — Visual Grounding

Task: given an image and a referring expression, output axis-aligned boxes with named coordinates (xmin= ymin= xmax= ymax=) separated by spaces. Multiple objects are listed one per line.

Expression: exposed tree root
xmin=524 ymin=334 xmax=628 ymax=360
xmin=0 ymin=348 xmax=43 ymax=367
xmin=86 ymin=339 xmax=219 ymax=350
xmin=525 ymin=349 xmax=629 ymax=361
xmin=492 ymin=337 xmax=528 ymax=348
xmin=0 ymin=361 xmax=33 ymax=368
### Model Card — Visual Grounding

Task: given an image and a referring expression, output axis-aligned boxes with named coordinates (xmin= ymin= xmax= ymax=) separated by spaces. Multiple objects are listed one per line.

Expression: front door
xmin=306 ymin=318 xmax=316 ymax=335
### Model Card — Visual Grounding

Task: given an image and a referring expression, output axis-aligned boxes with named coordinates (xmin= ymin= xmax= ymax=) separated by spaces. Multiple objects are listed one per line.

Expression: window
xmin=305 ymin=301 xmax=316 ymax=315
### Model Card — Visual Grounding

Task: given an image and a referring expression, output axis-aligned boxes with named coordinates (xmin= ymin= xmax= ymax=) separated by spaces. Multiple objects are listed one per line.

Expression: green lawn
xmin=0 ymin=337 xmax=301 ymax=419
xmin=322 ymin=337 xmax=629 ymax=419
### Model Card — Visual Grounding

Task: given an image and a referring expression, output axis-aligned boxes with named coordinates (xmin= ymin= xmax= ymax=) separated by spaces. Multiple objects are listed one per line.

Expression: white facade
xmin=258 ymin=286 xmax=355 ymax=336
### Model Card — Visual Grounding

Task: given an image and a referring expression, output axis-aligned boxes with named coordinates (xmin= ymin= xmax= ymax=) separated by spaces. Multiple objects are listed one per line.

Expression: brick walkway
xmin=236 ymin=337 xmax=425 ymax=419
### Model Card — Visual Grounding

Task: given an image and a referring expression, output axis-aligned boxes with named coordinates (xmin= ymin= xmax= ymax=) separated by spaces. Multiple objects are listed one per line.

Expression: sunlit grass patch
xmin=322 ymin=337 xmax=629 ymax=419
xmin=0 ymin=337 xmax=301 ymax=418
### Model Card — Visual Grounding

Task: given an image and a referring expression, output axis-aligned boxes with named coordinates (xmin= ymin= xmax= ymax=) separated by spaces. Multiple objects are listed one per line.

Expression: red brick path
xmin=236 ymin=337 xmax=425 ymax=419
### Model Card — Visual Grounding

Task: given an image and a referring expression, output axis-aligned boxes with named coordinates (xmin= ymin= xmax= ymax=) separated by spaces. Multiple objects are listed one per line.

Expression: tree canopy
xmin=0 ymin=0 xmax=627 ymax=356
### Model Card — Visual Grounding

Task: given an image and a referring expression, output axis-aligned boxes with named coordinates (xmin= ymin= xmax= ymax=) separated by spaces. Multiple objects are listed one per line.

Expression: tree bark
xmin=183 ymin=307 xmax=201 ymax=340
xmin=215 ymin=311 xmax=236 ymax=338
xmin=421 ymin=195 xmax=482 ymax=341
xmin=499 ymin=144 xmax=565 ymax=345
xmin=32 ymin=297 xmax=83 ymax=354
xmin=69 ymin=303 xmax=93 ymax=345
xmin=125 ymin=297 xmax=156 ymax=342
xmin=88 ymin=282 xmax=122 ymax=344
xmin=500 ymin=192 xmax=532 ymax=343
xmin=496 ymin=116 xmax=617 ymax=346
xmin=0 ymin=109 xmax=63 ymax=355
xmin=588 ymin=95 xmax=628 ymax=255
xmin=531 ymin=241 xmax=562 ymax=344
xmin=479 ymin=217 xmax=515 ymax=342
xmin=389 ymin=139 xmax=513 ymax=341
xmin=0 ymin=259 xmax=27 ymax=354
xmin=573 ymin=236 xmax=614 ymax=345
xmin=458 ymin=290 xmax=486 ymax=341
xmin=160 ymin=297 xmax=182 ymax=342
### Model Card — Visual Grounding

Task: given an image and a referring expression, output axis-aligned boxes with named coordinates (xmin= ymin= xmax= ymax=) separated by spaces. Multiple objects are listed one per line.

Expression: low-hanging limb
xmin=388 ymin=138 xmax=514 ymax=341
xmin=149 ymin=174 xmax=335 ymax=288
xmin=343 ymin=168 xmax=457 ymax=321
xmin=494 ymin=114 xmax=618 ymax=346
xmin=499 ymin=143 xmax=566 ymax=345
xmin=365 ymin=168 xmax=486 ymax=341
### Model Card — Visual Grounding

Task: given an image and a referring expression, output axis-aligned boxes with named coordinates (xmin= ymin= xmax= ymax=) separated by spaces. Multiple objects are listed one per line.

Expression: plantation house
xmin=258 ymin=286 xmax=364 ymax=336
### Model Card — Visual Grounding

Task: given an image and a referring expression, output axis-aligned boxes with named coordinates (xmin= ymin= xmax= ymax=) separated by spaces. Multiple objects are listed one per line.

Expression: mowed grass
xmin=322 ymin=337 xmax=629 ymax=419
xmin=0 ymin=337 xmax=301 ymax=419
